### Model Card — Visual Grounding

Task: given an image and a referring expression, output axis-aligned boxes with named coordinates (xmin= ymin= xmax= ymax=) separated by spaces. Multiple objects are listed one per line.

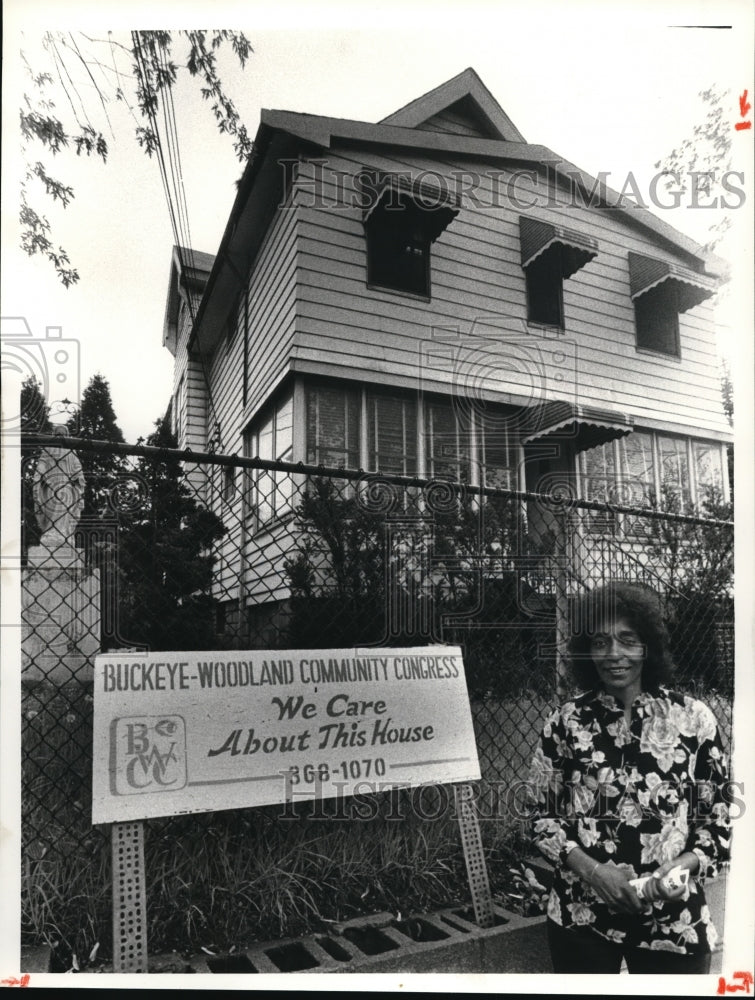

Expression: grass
xmin=21 ymin=682 xmax=732 ymax=971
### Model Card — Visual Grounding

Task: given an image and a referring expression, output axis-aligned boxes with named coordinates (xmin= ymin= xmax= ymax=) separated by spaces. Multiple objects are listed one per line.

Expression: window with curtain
xmin=479 ymin=410 xmax=516 ymax=490
xmin=305 ymin=386 xmax=360 ymax=469
xmin=367 ymin=393 xmax=417 ymax=475
xmin=618 ymin=431 xmax=655 ymax=535
xmin=693 ymin=441 xmax=724 ymax=503
xmin=579 ymin=440 xmax=617 ymax=535
xmin=657 ymin=434 xmax=691 ymax=507
xmin=425 ymin=401 xmax=470 ymax=483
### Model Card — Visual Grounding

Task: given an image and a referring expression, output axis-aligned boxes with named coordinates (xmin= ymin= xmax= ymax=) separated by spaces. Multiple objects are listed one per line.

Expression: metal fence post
xmin=554 ymin=510 xmax=570 ymax=703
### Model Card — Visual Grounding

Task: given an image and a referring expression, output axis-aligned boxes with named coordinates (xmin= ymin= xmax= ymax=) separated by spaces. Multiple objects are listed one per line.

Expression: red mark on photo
xmin=717 ymin=971 xmax=754 ymax=994
xmin=0 ymin=975 xmax=30 ymax=988
xmin=736 ymin=90 xmax=752 ymax=130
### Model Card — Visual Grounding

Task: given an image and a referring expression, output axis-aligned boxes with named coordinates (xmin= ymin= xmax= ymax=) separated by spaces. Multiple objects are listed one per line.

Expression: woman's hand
xmin=651 ymin=852 xmax=700 ymax=881
xmin=589 ymin=863 xmax=645 ymax=915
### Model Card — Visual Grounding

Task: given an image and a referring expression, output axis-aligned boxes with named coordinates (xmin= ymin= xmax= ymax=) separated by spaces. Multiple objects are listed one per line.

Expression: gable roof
xmin=380 ymin=67 xmax=526 ymax=142
xmin=163 ymin=245 xmax=215 ymax=355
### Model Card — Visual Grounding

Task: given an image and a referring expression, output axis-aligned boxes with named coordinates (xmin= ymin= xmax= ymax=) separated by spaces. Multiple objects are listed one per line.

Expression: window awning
xmin=519 ymin=216 xmax=599 ymax=278
xmin=522 ymin=401 xmax=633 ymax=453
xmin=628 ymin=252 xmax=718 ymax=312
xmin=361 ymin=171 xmax=460 ymax=241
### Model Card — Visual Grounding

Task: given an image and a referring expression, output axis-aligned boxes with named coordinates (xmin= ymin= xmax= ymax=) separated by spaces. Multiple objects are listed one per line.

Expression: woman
xmin=529 ymin=582 xmax=730 ymax=974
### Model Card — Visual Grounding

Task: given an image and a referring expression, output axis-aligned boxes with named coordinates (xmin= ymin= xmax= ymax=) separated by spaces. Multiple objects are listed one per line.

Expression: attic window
xmin=362 ymin=172 xmax=459 ymax=298
xmin=519 ymin=216 xmax=599 ymax=329
xmin=628 ymin=252 xmax=717 ymax=357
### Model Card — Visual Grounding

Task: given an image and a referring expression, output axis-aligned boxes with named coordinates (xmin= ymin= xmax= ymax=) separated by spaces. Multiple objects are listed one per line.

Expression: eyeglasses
xmin=589 ymin=631 xmax=644 ymax=651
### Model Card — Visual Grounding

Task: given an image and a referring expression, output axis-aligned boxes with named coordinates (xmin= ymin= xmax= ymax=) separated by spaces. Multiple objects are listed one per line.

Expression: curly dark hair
xmin=568 ymin=581 xmax=674 ymax=694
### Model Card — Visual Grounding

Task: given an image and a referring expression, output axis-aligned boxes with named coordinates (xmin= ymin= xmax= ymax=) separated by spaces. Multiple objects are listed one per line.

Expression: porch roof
xmin=522 ymin=401 xmax=634 ymax=453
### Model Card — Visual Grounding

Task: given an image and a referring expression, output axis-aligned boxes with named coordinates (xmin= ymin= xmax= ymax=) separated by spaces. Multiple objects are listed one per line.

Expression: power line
xmin=131 ymin=31 xmax=225 ymax=452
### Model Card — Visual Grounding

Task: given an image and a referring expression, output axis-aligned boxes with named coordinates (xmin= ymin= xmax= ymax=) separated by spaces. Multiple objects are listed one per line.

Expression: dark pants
xmin=547 ymin=919 xmax=712 ymax=975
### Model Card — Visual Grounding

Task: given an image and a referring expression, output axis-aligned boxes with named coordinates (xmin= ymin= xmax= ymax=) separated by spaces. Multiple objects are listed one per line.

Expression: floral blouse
xmin=529 ymin=687 xmax=730 ymax=955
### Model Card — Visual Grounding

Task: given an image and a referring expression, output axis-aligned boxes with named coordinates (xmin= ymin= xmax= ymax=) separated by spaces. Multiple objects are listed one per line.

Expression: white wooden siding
xmin=171 ymin=290 xmax=209 ymax=498
xmin=199 ymin=189 xmax=300 ymax=610
xmin=242 ymin=519 xmax=299 ymax=604
xmin=206 ymin=188 xmax=299 ymax=453
xmin=290 ymin=150 xmax=729 ymax=437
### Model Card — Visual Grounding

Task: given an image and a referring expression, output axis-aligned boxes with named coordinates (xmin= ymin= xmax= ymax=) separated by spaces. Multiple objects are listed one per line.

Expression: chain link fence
xmin=19 ymin=436 xmax=734 ymax=966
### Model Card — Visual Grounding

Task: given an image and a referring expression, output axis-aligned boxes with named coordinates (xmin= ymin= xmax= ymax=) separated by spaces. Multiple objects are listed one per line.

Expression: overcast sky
xmin=2 ymin=0 xmax=753 ymax=443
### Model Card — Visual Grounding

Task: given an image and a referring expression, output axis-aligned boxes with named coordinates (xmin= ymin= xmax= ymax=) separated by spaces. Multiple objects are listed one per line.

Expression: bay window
xmin=578 ymin=429 xmax=725 ymax=536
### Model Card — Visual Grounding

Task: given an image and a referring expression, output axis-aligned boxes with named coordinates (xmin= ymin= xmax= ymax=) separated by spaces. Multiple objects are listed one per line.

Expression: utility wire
xmin=131 ymin=31 xmax=225 ymax=451
xmin=159 ymin=43 xmax=224 ymax=452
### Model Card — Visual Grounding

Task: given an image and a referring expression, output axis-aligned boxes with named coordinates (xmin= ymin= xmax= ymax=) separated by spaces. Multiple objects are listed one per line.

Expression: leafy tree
xmin=112 ymin=414 xmax=226 ymax=651
xmin=654 ymin=85 xmax=733 ymax=252
xmin=656 ymin=86 xmax=736 ymax=497
xmin=720 ymin=357 xmax=734 ymax=490
xmin=643 ymin=485 xmax=734 ymax=694
xmin=720 ymin=357 xmax=733 ymax=426
xmin=284 ymin=479 xmax=546 ymax=697
xmin=20 ymin=373 xmax=226 ymax=650
xmin=66 ymin=373 xmax=125 ymax=518
xmin=19 ymin=30 xmax=253 ymax=285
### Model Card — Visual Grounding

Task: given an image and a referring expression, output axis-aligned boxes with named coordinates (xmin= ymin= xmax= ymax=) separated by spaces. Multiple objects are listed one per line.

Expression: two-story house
xmin=162 ymin=69 xmax=731 ymax=640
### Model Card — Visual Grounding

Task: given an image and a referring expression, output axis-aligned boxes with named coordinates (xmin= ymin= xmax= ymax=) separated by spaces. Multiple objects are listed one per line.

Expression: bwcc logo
xmin=110 ymin=716 xmax=187 ymax=795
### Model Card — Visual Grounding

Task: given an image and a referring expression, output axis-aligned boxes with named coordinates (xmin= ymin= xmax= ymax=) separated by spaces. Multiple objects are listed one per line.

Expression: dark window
xmin=525 ymin=250 xmax=564 ymax=327
xmin=223 ymin=465 xmax=236 ymax=502
xmin=634 ymin=283 xmax=680 ymax=355
xmin=366 ymin=210 xmax=430 ymax=297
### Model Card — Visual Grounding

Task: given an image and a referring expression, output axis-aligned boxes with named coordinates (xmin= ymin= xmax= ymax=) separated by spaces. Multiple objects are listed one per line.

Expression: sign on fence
xmin=92 ymin=646 xmax=481 ymax=824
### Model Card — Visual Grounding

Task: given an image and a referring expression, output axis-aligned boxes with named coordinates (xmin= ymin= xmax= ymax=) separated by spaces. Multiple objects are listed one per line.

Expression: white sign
xmin=92 ymin=646 xmax=480 ymax=824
